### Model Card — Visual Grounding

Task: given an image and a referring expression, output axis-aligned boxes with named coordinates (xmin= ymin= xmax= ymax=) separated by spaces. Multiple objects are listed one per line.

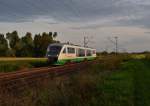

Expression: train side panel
xmin=56 ymin=45 xmax=96 ymax=65
xmin=55 ymin=45 xmax=77 ymax=65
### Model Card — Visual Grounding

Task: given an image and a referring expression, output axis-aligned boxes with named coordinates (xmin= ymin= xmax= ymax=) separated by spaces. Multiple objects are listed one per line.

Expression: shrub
xmin=99 ymin=55 xmax=123 ymax=71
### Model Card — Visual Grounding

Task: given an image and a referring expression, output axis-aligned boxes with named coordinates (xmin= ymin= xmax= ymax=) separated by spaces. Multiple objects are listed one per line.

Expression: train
xmin=46 ymin=43 xmax=96 ymax=65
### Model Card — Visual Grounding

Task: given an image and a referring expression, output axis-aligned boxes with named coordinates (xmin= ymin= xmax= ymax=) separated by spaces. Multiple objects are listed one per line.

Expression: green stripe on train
xmin=54 ymin=57 xmax=96 ymax=65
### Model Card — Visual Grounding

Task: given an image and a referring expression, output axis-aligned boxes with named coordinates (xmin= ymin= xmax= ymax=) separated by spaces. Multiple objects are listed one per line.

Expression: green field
xmin=99 ymin=59 xmax=150 ymax=106
xmin=0 ymin=57 xmax=47 ymax=61
xmin=1 ymin=55 xmax=150 ymax=106
xmin=0 ymin=58 xmax=48 ymax=72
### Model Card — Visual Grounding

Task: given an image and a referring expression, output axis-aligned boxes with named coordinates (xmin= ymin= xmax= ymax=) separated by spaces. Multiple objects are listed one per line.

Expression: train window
xmin=63 ymin=48 xmax=66 ymax=53
xmin=87 ymin=50 xmax=92 ymax=56
xmin=48 ymin=46 xmax=62 ymax=55
xmin=93 ymin=50 xmax=96 ymax=54
xmin=78 ymin=49 xmax=85 ymax=57
xmin=67 ymin=47 xmax=75 ymax=54
xmin=76 ymin=48 xmax=78 ymax=56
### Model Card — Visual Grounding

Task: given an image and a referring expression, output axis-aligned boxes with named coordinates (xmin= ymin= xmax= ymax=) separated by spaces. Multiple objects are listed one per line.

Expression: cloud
xmin=0 ymin=0 xmax=149 ymax=26
xmin=1 ymin=0 xmax=150 ymax=52
xmin=144 ymin=31 xmax=150 ymax=34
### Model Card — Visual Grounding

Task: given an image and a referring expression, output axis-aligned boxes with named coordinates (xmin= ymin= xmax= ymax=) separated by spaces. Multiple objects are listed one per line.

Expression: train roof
xmin=49 ymin=43 xmax=96 ymax=50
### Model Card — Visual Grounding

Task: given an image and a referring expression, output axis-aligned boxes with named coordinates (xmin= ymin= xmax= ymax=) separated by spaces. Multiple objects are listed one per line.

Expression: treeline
xmin=0 ymin=31 xmax=59 ymax=57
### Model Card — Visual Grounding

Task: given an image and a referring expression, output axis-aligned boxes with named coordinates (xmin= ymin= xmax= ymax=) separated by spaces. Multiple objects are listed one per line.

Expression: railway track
xmin=0 ymin=61 xmax=95 ymax=92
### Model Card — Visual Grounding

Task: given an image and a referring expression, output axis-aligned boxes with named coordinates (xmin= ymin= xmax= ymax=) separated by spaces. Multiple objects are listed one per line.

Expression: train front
xmin=46 ymin=44 xmax=62 ymax=64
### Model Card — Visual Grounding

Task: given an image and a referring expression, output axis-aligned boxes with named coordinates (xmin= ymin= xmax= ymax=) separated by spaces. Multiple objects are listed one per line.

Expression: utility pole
xmin=83 ymin=36 xmax=88 ymax=47
xmin=114 ymin=36 xmax=118 ymax=55
xmin=84 ymin=36 xmax=86 ymax=47
xmin=107 ymin=36 xmax=119 ymax=55
xmin=83 ymin=36 xmax=95 ymax=47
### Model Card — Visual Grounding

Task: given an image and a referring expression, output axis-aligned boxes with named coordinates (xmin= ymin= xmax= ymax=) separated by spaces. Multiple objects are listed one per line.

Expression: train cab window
xmin=67 ymin=47 xmax=75 ymax=54
xmin=63 ymin=48 xmax=66 ymax=53
xmin=78 ymin=49 xmax=85 ymax=57
xmin=87 ymin=50 xmax=92 ymax=56
xmin=48 ymin=46 xmax=62 ymax=55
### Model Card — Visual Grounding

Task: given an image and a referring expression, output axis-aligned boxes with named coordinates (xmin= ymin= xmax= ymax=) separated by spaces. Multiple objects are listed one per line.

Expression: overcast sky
xmin=0 ymin=0 xmax=150 ymax=52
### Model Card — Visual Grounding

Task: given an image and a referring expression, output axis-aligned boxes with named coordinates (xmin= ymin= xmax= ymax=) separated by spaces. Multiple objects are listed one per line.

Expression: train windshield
xmin=48 ymin=46 xmax=62 ymax=56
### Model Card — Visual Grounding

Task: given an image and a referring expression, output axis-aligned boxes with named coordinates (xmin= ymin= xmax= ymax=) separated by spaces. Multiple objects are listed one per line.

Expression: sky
xmin=0 ymin=0 xmax=150 ymax=52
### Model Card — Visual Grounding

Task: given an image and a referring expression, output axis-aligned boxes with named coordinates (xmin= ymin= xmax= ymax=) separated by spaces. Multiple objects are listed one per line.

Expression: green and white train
xmin=46 ymin=43 xmax=96 ymax=65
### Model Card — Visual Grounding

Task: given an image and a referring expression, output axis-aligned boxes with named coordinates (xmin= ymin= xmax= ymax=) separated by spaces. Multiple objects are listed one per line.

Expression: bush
xmin=29 ymin=60 xmax=50 ymax=67
xmin=145 ymin=54 xmax=150 ymax=60
xmin=99 ymin=55 xmax=124 ymax=71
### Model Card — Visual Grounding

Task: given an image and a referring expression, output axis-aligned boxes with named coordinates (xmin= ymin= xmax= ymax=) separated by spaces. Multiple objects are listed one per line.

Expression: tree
xmin=20 ymin=32 xmax=34 ymax=57
xmin=6 ymin=31 xmax=20 ymax=49
xmin=6 ymin=31 xmax=22 ymax=56
xmin=0 ymin=34 xmax=8 ymax=56
xmin=41 ymin=32 xmax=55 ymax=56
xmin=53 ymin=32 xmax=57 ymax=39
xmin=3 ymin=31 xmax=59 ymax=57
xmin=33 ymin=32 xmax=58 ymax=57
xmin=49 ymin=32 xmax=53 ymax=37
xmin=101 ymin=51 xmax=108 ymax=55
xmin=33 ymin=34 xmax=42 ymax=57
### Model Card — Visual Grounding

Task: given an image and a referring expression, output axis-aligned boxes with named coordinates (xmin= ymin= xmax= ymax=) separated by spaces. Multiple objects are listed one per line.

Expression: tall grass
xmin=0 ymin=59 xmax=49 ymax=72
xmin=0 ymin=55 xmax=126 ymax=106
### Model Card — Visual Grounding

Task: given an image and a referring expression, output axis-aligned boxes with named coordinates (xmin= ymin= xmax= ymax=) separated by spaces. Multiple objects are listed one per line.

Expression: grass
xmin=0 ymin=58 xmax=49 ymax=72
xmin=0 ymin=54 xmax=134 ymax=73
xmin=131 ymin=54 xmax=146 ymax=59
xmin=0 ymin=57 xmax=47 ymax=61
xmin=1 ymin=55 xmax=150 ymax=106
xmin=98 ymin=59 xmax=150 ymax=106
